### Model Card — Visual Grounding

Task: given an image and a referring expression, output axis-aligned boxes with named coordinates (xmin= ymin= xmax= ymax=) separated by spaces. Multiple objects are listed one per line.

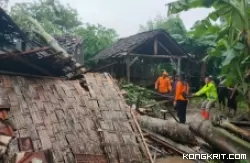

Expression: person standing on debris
xmin=175 ymin=73 xmax=189 ymax=123
xmin=227 ymin=85 xmax=239 ymax=116
xmin=155 ymin=71 xmax=172 ymax=94
xmin=217 ymin=78 xmax=228 ymax=110
xmin=193 ymin=76 xmax=218 ymax=120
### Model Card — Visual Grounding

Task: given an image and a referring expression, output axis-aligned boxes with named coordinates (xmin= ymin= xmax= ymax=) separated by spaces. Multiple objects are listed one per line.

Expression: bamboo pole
xmin=130 ymin=109 xmax=154 ymax=163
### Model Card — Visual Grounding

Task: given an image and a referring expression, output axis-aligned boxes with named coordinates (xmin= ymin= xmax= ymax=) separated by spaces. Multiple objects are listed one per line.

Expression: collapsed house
xmin=91 ymin=30 xmax=197 ymax=87
xmin=0 ymin=7 xmax=149 ymax=163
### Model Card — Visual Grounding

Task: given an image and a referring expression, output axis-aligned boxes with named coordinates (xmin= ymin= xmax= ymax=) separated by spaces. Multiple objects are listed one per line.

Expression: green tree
xmin=139 ymin=14 xmax=216 ymax=63
xmin=166 ymin=0 xmax=250 ymax=108
xmin=10 ymin=0 xmax=118 ymax=65
xmin=74 ymin=23 xmax=118 ymax=61
xmin=10 ymin=0 xmax=81 ymax=34
xmin=139 ymin=15 xmax=187 ymax=42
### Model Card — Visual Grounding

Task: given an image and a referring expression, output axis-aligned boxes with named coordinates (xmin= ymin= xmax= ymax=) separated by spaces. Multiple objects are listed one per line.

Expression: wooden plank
xmin=130 ymin=109 xmax=153 ymax=163
xmin=0 ymin=47 xmax=50 ymax=59
xmin=128 ymin=53 xmax=187 ymax=59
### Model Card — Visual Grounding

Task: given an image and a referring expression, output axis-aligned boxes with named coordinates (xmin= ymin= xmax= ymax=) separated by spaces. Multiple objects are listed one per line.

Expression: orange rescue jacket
xmin=155 ymin=76 xmax=172 ymax=93
xmin=175 ymin=81 xmax=189 ymax=101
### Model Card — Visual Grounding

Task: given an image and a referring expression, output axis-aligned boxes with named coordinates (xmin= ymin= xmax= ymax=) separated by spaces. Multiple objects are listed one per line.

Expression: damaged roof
xmin=93 ymin=29 xmax=188 ymax=61
xmin=0 ymin=7 xmax=149 ymax=163
xmin=0 ymin=7 xmax=27 ymax=46
xmin=0 ymin=7 xmax=84 ymax=79
xmin=2 ymin=73 xmax=148 ymax=163
xmin=53 ymin=35 xmax=83 ymax=55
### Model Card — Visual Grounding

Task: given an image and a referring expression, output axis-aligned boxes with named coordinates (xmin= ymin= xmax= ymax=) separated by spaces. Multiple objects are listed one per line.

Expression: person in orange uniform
xmin=155 ymin=71 xmax=172 ymax=94
xmin=175 ymin=73 xmax=189 ymax=124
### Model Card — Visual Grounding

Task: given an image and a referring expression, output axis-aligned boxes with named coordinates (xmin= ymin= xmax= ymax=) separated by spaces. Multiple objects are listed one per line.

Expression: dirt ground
xmin=155 ymin=156 xmax=195 ymax=163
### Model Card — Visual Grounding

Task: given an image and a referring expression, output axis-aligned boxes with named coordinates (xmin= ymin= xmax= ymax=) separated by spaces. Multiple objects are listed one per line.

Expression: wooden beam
xmin=128 ymin=53 xmax=187 ymax=59
xmin=128 ymin=57 xmax=138 ymax=67
xmin=42 ymin=51 xmax=63 ymax=59
xmin=125 ymin=58 xmax=131 ymax=83
xmin=0 ymin=70 xmax=65 ymax=79
xmin=154 ymin=37 xmax=158 ymax=55
xmin=177 ymin=58 xmax=181 ymax=75
xmin=0 ymin=47 xmax=50 ymax=59
xmin=157 ymin=41 xmax=173 ymax=56
xmin=125 ymin=56 xmax=139 ymax=83
xmin=82 ymin=61 xmax=118 ymax=74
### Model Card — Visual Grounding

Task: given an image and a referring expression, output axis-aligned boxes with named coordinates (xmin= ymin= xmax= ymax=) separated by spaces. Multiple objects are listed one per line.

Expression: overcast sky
xmin=9 ymin=0 xmax=213 ymax=37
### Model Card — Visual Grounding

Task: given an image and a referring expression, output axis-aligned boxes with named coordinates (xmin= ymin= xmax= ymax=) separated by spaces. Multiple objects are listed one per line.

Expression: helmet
xmin=162 ymin=71 xmax=168 ymax=75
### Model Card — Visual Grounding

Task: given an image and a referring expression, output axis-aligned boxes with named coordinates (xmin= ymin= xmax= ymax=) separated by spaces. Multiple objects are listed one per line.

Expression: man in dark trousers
xmin=218 ymin=78 xmax=228 ymax=110
xmin=175 ymin=73 xmax=189 ymax=123
xmin=227 ymin=85 xmax=239 ymax=116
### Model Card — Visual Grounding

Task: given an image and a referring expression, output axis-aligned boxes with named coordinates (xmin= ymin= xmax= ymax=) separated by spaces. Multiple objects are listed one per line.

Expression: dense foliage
xmin=166 ymin=0 xmax=250 ymax=109
xmin=139 ymin=14 xmax=218 ymax=76
xmin=122 ymin=84 xmax=156 ymax=106
xmin=10 ymin=0 xmax=118 ymax=65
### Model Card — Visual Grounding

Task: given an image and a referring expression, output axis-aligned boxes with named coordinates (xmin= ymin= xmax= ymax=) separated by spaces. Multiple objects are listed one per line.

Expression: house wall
xmin=0 ymin=73 xmax=147 ymax=163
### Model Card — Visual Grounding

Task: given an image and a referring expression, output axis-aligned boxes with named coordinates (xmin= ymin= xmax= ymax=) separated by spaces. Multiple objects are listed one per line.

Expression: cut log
xmin=220 ymin=120 xmax=250 ymax=143
xmin=138 ymin=116 xmax=197 ymax=145
xmin=189 ymin=119 xmax=250 ymax=161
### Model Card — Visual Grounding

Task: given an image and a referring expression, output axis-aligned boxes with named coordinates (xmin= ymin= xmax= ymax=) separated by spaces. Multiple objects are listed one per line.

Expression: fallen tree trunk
xmin=189 ymin=119 xmax=250 ymax=161
xmin=143 ymin=129 xmax=197 ymax=154
xmin=230 ymin=121 xmax=250 ymax=126
xmin=27 ymin=16 xmax=70 ymax=57
xmin=138 ymin=116 xmax=197 ymax=145
xmin=220 ymin=120 xmax=250 ymax=143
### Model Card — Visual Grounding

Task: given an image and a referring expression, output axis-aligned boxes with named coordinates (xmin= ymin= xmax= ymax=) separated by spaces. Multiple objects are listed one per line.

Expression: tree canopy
xmin=139 ymin=14 xmax=218 ymax=76
xmin=10 ymin=0 xmax=118 ymax=65
xmin=166 ymin=0 xmax=250 ymax=107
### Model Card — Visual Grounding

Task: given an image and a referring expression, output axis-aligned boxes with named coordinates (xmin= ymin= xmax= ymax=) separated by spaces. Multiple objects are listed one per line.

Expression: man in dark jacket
xmin=227 ymin=85 xmax=239 ymax=116
xmin=217 ymin=78 xmax=228 ymax=110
